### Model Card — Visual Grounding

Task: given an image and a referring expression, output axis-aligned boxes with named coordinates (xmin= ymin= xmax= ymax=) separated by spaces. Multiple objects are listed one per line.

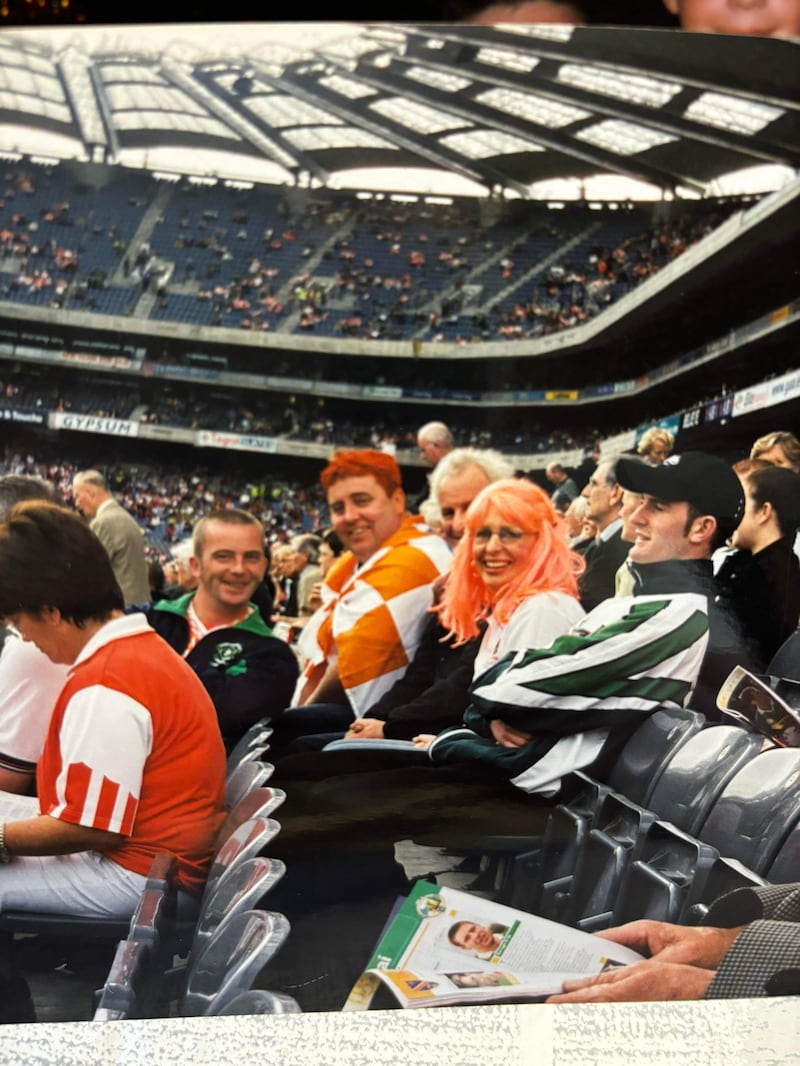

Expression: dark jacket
xmin=147 ymin=593 xmax=298 ymax=743
xmin=715 ymin=539 xmax=800 ymax=668
xmin=366 ymin=613 xmax=481 ymax=739
xmin=578 ymin=525 xmax=629 ymax=612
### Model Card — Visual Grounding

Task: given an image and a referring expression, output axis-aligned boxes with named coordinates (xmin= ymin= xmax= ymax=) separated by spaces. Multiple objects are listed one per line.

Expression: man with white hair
xmin=414 ymin=421 xmax=456 ymax=512
xmin=417 ymin=421 xmax=454 ymax=470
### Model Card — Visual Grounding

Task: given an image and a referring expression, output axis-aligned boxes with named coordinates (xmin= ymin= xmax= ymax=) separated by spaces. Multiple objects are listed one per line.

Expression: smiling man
xmin=275 ymin=450 xmax=452 ymax=747
xmin=147 ymin=508 xmax=298 ymax=746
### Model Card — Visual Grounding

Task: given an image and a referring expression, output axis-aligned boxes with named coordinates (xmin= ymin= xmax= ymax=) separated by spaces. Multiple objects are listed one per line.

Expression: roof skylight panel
xmin=106 ymin=84 xmax=202 ymax=113
xmin=475 ymin=47 xmax=540 ymax=74
xmin=370 ymin=96 xmax=468 ymax=135
xmin=318 ymin=74 xmax=376 ymax=100
xmin=114 ymin=110 xmax=230 ymax=137
xmin=403 ymin=65 xmax=471 ymax=92
xmin=102 ymin=65 xmax=164 ymax=84
xmin=684 ymin=92 xmax=784 ymax=135
xmin=4 ymin=67 xmax=63 ymax=102
xmin=575 ymin=119 xmax=676 ymax=155
xmin=7 ymin=49 xmax=56 ymax=77
xmin=0 ymin=91 xmax=70 ymax=122
xmin=476 ymin=88 xmax=589 ymax=127
xmin=283 ymin=126 xmax=397 ymax=150
xmin=557 ymin=64 xmax=682 ymax=108
xmin=245 ymin=94 xmax=341 ymax=128
xmin=441 ymin=128 xmax=544 ymax=159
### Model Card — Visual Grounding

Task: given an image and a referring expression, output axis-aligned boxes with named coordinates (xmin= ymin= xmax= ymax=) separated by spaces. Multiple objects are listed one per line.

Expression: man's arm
xmin=4 ymin=815 xmax=123 ymax=855
xmin=467 ymin=595 xmax=709 ymax=738
xmin=300 ymin=660 xmax=347 ymax=707
xmin=0 ymin=766 xmax=34 ymax=795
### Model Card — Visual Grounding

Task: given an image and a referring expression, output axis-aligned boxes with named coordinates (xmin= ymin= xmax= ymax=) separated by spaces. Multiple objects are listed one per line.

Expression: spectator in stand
xmin=564 ymin=495 xmax=593 ymax=554
xmin=750 ymin=430 xmax=800 ymax=473
xmin=287 ymin=535 xmax=324 ymax=620
xmin=715 ymin=465 xmax=800 ymax=668
xmin=433 ymin=447 xmax=514 ymax=549
xmin=0 ymin=501 xmax=226 ymax=1021
xmin=637 ymin=427 xmax=675 ymax=466
xmin=615 ymin=483 xmax=646 ymax=597
xmin=546 ymin=462 xmax=579 ymax=514
xmin=578 ymin=455 xmax=629 ymax=612
xmin=662 ymin=0 xmax=800 ymax=37
xmin=307 ymin=528 xmax=344 ymax=615
xmin=418 ymin=422 xmax=455 ymax=470
xmin=72 ymin=470 xmax=150 ymax=607
xmin=146 ymin=509 xmax=298 ymax=747
xmin=272 ymin=543 xmax=297 ymax=618
xmin=0 ymin=476 xmax=69 ymax=796
xmin=270 ymin=450 xmax=452 ymax=754
xmin=161 ymin=540 xmax=198 ymax=599
xmin=415 ymin=421 xmax=456 ymax=511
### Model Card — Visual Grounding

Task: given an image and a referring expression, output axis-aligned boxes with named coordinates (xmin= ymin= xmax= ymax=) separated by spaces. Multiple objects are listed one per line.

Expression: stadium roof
xmin=0 ymin=22 xmax=797 ymax=199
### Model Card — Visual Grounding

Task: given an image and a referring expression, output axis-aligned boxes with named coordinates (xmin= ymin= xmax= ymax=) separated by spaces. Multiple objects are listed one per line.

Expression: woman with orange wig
xmin=436 ymin=477 xmax=586 ymax=679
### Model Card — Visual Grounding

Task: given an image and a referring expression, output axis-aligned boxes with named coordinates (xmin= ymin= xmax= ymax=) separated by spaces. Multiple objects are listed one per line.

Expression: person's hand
xmin=546 ymin=959 xmax=716 ymax=1003
xmin=593 ymin=920 xmax=746 ymax=969
xmin=345 ymin=718 xmax=385 ymax=739
xmin=489 ymin=719 xmax=534 ymax=748
xmin=413 ymin=733 xmax=436 ymax=749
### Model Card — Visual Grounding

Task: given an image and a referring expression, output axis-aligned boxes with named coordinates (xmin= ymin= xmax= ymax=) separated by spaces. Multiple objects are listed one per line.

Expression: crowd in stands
xmin=0 ymin=162 xmax=744 ymax=346
xmin=0 ymin=401 xmax=798 ymax=1021
xmin=0 ymin=364 xmax=602 ymax=456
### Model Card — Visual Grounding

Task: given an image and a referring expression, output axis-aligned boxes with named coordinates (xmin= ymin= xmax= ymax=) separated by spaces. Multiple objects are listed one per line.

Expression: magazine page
xmin=716 ymin=666 xmax=800 ymax=747
xmin=344 ymin=880 xmax=643 ymax=1010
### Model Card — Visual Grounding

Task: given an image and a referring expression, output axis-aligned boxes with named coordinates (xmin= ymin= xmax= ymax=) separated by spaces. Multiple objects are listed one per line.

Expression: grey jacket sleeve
xmin=705 ymin=884 xmax=800 ymax=998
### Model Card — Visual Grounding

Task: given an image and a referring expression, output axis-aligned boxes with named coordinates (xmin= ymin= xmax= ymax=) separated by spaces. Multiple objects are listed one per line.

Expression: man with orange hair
xmin=273 ymin=450 xmax=453 ymax=749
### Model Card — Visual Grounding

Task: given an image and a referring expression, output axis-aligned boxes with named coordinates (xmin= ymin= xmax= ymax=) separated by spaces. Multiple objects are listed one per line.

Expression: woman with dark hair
xmin=0 ymin=503 xmax=225 ymax=945
xmin=716 ymin=465 xmax=800 ymax=666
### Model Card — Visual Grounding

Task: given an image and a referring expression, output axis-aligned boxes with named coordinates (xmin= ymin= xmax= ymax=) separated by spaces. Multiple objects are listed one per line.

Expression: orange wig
xmin=320 ymin=449 xmax=403 ymax=498
xmin=437 ymin=477 xmax=584 ymax=643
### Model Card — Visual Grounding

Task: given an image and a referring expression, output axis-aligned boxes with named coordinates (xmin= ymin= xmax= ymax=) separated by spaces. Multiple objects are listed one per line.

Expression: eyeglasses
xmin=473 ymin=527 xmax=533 ymax=545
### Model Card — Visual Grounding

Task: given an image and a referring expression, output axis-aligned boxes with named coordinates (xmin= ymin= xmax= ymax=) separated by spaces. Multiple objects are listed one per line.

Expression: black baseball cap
xmin=616 ymin=452 xmax=744 ymax=524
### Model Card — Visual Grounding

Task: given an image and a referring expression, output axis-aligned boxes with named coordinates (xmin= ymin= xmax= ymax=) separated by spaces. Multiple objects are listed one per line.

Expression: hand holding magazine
xmin=344 ymin=880 xmax=644 ymax=1010
xmin=716 ymin=666 xmax=800 ymax=747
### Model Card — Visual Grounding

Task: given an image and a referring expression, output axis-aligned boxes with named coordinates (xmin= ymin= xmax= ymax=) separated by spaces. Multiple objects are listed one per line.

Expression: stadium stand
xmin=0 ymin=22 xmax=796 ymax=1028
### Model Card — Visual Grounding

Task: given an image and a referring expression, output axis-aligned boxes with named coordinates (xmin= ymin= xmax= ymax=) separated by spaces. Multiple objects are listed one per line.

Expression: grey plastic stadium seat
xmin=225 ymin=720 xmax=274 ymax=771
xmin=646 ymin=725 xmax=764 ymax=836
xmin=224 ymin=760 xmax=275 ymax=811
xmin=193 ymin=857 xmax=286 ymax=957
xmin=698 ymin=747 xmax=800 ymax=875
xmin=204 ymin=817 xmax=281 ymax=903
xmin=181 ymin=909 xmax=290 ymax=1017
xmin=210 ymin=989 xmax=301 ymax=1015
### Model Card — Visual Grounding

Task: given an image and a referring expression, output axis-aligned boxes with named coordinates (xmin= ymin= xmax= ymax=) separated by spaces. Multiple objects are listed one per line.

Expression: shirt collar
xmin=71 ymin=613 xmax=152 ymax=670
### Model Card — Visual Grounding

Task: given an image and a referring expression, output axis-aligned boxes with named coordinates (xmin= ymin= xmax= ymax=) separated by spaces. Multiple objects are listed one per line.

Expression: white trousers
xmin=0 ymin=850 xmax=147 ymax=918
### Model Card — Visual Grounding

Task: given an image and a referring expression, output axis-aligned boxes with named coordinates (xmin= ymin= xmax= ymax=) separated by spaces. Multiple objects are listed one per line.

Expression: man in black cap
xmin=614 ymin=450 xmax=755 ymax=715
